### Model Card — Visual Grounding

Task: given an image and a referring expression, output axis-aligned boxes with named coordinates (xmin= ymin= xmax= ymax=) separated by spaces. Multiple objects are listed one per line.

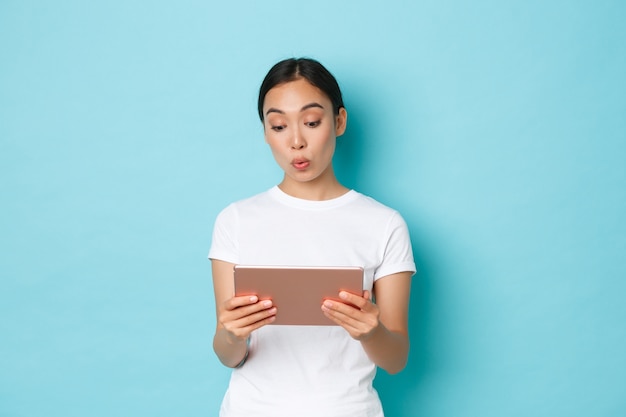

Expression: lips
xmin=292 ymin=158 xmax=310 ymax=170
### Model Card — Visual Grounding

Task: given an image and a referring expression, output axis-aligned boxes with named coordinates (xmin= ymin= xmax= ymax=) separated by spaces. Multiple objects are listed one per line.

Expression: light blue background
xmin=1 ymin=1 xmax=625 ymax=416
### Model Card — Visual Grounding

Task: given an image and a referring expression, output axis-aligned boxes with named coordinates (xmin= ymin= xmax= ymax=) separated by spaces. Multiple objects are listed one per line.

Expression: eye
xmin=271 ymin=125 xmax=286 ymax=132
xmin=305 ymin=120 xmax=321 ymax=128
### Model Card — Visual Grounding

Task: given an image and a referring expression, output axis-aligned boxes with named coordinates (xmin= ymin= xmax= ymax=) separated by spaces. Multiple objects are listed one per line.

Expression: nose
xmin=290 ymin=127 xmax=306 ymax=150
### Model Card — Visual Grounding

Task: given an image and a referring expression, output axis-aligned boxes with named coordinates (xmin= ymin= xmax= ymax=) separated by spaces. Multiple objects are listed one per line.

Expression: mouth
xmin=292 ymin=159 xmax=310 ymax=170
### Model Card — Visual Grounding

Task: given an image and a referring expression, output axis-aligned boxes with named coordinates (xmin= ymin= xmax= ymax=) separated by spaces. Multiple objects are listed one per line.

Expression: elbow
xmin=381 ymin=358 xmax=408 ymax=375
xmin=381 ymin=342 xmax=409 ymax=374
xmin=384 ymin=367 xmax=404 ymax=375
xmin=384 ymin=333 xmax=409 ymax=374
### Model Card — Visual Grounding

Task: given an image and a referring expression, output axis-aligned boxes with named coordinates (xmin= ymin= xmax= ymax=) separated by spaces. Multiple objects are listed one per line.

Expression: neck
xmin=278 ymin=169 xmax=349 ymax=201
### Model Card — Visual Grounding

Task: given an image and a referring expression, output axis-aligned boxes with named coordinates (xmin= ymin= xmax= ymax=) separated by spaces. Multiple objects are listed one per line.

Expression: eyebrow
xmin=265 ymin=102 xmax=325 ymax=116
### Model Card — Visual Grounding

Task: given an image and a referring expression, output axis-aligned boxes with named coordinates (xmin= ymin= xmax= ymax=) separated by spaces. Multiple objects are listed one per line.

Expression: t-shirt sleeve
xmin=208 ymin=204 xmax=240 ymax=264
xmin=374 ymin=211 xmax=416 ymax=280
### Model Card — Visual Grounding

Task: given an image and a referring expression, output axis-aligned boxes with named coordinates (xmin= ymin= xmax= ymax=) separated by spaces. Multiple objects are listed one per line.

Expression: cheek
xmin=264 ymin=131 xmax=280 ymax=147
xmin=264 ymin=126 xmax=276 ymax=142
xmin=325 ymin=140 xmax=337 ymax=156
xmin=319 ymin=128 xmax=337 ymax=150
xmin=265 ymin=137 xmax=288 ymax=162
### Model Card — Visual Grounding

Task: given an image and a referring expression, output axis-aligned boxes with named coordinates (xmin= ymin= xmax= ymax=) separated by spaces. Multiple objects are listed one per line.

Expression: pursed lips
xmin=292 ymin=158 xmax=310 ymax=170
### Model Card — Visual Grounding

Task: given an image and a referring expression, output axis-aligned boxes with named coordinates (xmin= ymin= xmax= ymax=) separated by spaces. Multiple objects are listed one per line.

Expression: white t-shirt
xmin=209 ymin=186 xmax=416 ymax=417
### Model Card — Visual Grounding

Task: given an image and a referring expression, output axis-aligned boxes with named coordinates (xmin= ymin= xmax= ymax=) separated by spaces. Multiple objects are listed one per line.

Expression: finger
xmin=338 ymin=291 xmax=373 ymax=311
xmin=225 ymin=295 xmax=261 ymax=310
xmin=238 ymin=313 xmax=277 ymax=335
xmin=322 ymin=305 xmax=380 ymax=341
xmin=222 ymin=299 xmax=274 ymax=322
xmin=321 ymin=306 xmax=368 ymax=335
xmin=224 ymin=312 xmax=277 ymax=341
xmin=322 ymin=299 xmax=365 ymax=323
xmin=219 ymin=300 xmax=275 ymax=329
xmin=233 ymin=306 xmax=277 ymax=328
xmin=322 ymin=299 xmax=379 ymax=331
xmin=224 ymin=298 xmax=275 ymax=319
xmin=224 ymin=307 xmax=277 ymax=336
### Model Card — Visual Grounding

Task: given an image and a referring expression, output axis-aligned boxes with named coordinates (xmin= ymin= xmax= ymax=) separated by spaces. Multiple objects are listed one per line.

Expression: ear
xmin=335 ymin=107 xmax=348 ymax=137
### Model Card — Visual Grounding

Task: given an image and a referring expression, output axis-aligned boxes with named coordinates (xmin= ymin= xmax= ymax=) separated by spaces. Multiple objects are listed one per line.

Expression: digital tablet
xmin=233 ymin=265 xmax=364 ymax=326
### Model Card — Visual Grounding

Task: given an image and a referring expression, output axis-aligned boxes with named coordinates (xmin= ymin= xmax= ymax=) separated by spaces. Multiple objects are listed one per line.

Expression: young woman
xmin=209 ymin=58 xmax=415 ymax=417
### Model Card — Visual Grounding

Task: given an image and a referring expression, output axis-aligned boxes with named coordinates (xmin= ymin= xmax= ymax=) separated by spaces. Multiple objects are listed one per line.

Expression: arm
xmin=211 ymin=259 xmax=276 ymax=368
xmin=321 ymin=271 xmax=412 ymax=374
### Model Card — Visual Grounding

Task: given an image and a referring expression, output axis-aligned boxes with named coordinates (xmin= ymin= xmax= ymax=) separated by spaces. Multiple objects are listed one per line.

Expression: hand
xmin=218 ymin=295 xmax=277 ymax=344
xmin=321 ymin=290 xmax=381 ymax=341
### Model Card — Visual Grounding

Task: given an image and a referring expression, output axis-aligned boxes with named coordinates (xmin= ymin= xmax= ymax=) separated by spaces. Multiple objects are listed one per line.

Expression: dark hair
xmin=257 ymin=58 xmax=344 ymax=121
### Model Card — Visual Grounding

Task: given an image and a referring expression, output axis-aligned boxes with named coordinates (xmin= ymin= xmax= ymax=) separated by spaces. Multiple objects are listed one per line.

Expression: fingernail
xmin=263 ymin=300 xmax=272 ymax=308
xmin=250 ymin=296 xmax=258 ymax=303
xmin=323 ymin=300 xmax=333 ymax=308
xmin=339 ymin=292 xmax=348 ymax=299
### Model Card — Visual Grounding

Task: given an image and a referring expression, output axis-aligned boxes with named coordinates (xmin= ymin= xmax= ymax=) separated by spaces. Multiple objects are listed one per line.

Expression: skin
xmin=212 ymin=78 xmax=412 ymax=374
xmin=263 ymin=78 xmax=348 ymax=200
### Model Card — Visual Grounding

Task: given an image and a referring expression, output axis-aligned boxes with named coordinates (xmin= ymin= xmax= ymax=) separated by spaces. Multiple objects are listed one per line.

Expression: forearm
xmin=213 ymin=328 xmax=249 ymax=368
xmin=360 ymin=323 xmax=409 ymax=374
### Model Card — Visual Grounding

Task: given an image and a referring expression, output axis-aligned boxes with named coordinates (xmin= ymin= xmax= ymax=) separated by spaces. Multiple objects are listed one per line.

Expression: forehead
xmin=263 ymin=78 xmax=331 ymax=112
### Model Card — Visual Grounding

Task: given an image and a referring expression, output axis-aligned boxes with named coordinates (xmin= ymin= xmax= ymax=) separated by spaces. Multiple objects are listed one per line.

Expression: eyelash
xmin=270 ymin=121 xmax=321 ymax=132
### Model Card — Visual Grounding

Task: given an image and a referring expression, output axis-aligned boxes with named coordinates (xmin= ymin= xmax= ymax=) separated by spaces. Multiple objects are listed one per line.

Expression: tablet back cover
xmin=234 ymin=265 xmax=364 ymax=325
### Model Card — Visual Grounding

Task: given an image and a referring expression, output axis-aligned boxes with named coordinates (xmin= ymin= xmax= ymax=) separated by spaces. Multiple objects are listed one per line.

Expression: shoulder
xmin=349 ymin=191 xmax=406 ymax=223
xmin=211 ymin=190 xmax=273 ymax=232
xmin=216 ymin=188 xmax=275 ymax=216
